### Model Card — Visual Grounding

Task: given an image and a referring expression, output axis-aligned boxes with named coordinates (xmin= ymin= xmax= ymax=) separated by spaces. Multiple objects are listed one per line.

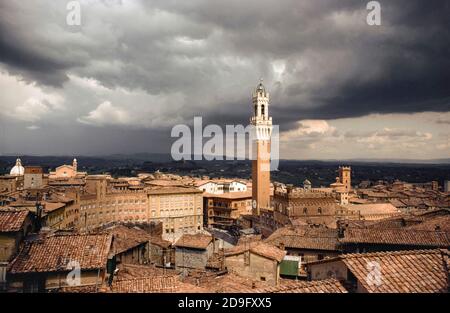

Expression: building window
xmin=318 ymin=207 xmax=322 ymax=214
xmin=303 ymin=207 xmax=307 ymax=214
xmin=260 ymin=276 xmax=266 ymax=282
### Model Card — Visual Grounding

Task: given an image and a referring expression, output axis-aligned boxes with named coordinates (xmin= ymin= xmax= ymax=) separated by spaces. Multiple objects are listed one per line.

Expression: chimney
xmin=337 ymin=220 xmax=346 ymax=238
xmin=286 ymin=184 xmax=294 ymax=194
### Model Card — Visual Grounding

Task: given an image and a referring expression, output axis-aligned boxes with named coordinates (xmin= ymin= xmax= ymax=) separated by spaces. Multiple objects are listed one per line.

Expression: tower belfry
xmin=251 ymin=80 xmax=273 ymax=215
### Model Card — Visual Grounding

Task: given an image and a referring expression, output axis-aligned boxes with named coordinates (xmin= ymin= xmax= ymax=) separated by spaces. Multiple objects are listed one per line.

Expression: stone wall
xmin=225 ymin=252 xmax=279 ymax=286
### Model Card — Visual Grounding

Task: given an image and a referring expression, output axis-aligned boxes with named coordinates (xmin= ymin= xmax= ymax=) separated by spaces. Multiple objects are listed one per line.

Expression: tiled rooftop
xmin=111 ymin=275 xmax=178 ymax=293
xmin=266 ymin=226 xmax=340 ymax=251
xmin=174 ymin=233 xmax=213 ymax=250
xmin=342 ymin=249 xmax=449 ymax=293
xmin=0 ymin=209 xmax=29 ymax=233
xmin=406 ymin=215 xmax=450 ymax=232
xmin=225 ymin=242 xmax=286 ymax=262
xmin=340 ymin=228 xmax=450 ymax=247
xmin=8 ymin=233 xmax=112 ymax=274
xmin=251 ymin=278 xmax=348 ymax=293
xmin=104 ymin=225 xmax=152 ymax=255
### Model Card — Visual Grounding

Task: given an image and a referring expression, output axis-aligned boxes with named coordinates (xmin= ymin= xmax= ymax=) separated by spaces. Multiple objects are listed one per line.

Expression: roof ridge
xmin=347 ymin=227 xmax=450 ymax=234
xmin=343 ymin=248 xmax=442 ymax=259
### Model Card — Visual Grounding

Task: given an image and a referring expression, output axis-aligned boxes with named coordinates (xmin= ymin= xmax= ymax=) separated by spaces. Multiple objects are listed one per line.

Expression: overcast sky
xmin=0 ymin=0 xmax=449 ymax=160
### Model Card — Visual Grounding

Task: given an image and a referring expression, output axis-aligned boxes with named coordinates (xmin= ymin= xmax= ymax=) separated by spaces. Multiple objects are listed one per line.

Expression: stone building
xmin=271 ymin=186 xmax=359 ymax=230
xmin=174 ymin=233 xmax=216 ymax=274
xmin=7 ymin=233 xmax=113 ymax=292
xmin=203 ymin=191 xmax=252 ymax=229
xmin=23 ymin=166 xmax=43 ymax=190
xmin=0 ymin=209 xmax=35 ymax=290
xmin=106 ymin=225 xmax=152 ymax=266
xmin=48 ymin=158 xmax=87 ymax=179
xmin=0 ymin=175 xmax=23 ymax=194
xmin=78 ymin=177 xmax=203 ymax=242
xmin=195 ymin=179 xmax=248 ymax=194
xmin=148 ymin=237 xmax=173 ymax=267
xmin=224 ymin=241 xmax=286 ymax=286
xmin=265 ymin=225 xmax=341 ymax=273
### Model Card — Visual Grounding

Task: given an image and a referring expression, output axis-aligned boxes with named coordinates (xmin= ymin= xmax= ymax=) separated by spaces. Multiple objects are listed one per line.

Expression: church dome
xmin=10 ymin=158 xmax=25 ymax=176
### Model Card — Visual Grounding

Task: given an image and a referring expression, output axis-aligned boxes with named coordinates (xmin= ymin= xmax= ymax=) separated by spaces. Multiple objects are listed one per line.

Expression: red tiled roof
xmin=225 ymin=242 xmax=286 ymax=262
xmin=181 ymin=271 xmax=267 ymax=292
xmin=266 ymin=226 xmax=340 ymax=251
xmin=341 ymin=228 xmax=450 ymax=247
xmin=0 ymin=209 xmax=29 ymax=232
xmin=149 ymin=237 xmax=172 ymax=249
xmin=105 ymin=225 xmax=152 ymax=255
xmin=8 ymin=234 xmax=112 ymax=274
xmin=251 ymin=242 xmax=286 ymax=262
xmin=43 ymin=202 xmax=66 ymax=214
xmin=111 ymin=275 xmax=178 ymax=293
xmin=342 ymin=249 xmax=449 ymax=293
xmin=174 ymin=234 xmax=213 ymax=250
xmin=251 ymin=278 xmax=347 ymax=293
xmin=406 ymin=215 xmax=450 ymax=232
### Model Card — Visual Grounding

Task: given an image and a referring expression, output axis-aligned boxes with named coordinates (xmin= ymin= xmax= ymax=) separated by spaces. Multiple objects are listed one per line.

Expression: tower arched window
xmin=254 ymin=105 xmax=258 ymax=116
xmin=318 ymin=207 xmax=322 ymax=214
xmin=303 ymin=207 xmax=308 ymax=215
xmin=261 ymin=105 xmax=265 ymax=117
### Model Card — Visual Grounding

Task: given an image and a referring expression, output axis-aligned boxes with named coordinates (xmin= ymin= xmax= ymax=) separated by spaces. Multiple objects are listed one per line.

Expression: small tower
xmin=73 ymin=158 xmax=78 ymax=173
xmin=338 ymin=166 xmax=351 ymax=192
xmin=251 ymin=79 xmax=273 ymax=215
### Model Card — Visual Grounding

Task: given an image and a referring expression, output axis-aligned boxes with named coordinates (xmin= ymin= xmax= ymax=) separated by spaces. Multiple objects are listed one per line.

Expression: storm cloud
xmin=0 ymin=0 xmax=449 ymax=158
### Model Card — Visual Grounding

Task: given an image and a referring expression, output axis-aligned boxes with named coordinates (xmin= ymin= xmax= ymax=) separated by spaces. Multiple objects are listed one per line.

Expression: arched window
xmin=303 ymin=207 xmax=308 ymax=214
xmin=254 ymin=105 xmax=258 ymax=116
xmin=261 ymin=105 xmax=265 ymax=117
xmin=318 ymin=207 xmax=322 ymax=214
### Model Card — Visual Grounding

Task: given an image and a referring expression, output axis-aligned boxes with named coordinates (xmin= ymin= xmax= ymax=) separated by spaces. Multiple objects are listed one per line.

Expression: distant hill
xmin=280 ymin=158 xmax=450 ymax=165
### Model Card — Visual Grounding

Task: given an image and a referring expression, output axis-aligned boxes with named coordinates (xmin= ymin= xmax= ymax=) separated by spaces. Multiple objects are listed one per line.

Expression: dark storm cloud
xmin=0 ymin=0 xmax=449 ymax=133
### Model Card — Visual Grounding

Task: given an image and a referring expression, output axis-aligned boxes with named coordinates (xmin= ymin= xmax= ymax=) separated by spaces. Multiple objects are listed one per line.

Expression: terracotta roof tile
xmin=266 ymin=226 xmax=340 ymax=251
xmin=8 ymin=233 xmax=112 ymax=274
xmin=406 ymin=216 xmax=450 ymax=232
xmin=0 ymin=209 xmax=29 ymax=232
xmin=104 ymin=225 xmax=152 ymax=255
xmin=342 ymin=249 xmax=449 ymax=293
xmin=251 ymin=242 xmax=286 ymax=262
xmin=341 ymin=228 xmax=450 ymax=247
xmin=174 ymin=234 xmax=213 ymax=250
xmin=250 ymin=278 xmax=347 ymax=293
xmin=111 ymin=275 xmax=178 ymax=293
xmin=225 ymin=242 xmax=286 ymax=262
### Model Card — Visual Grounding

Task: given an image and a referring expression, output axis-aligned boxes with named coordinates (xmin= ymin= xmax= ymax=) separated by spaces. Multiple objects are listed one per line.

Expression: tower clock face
xmin=252 ymin=200 xmax=257 ymax=209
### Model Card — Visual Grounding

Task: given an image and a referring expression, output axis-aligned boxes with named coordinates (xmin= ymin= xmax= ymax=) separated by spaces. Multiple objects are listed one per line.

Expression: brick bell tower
xmin=251 ymin=79 xmax=273 ymax=216
xmin=339 ymin=166 xmax=352 ymax=192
